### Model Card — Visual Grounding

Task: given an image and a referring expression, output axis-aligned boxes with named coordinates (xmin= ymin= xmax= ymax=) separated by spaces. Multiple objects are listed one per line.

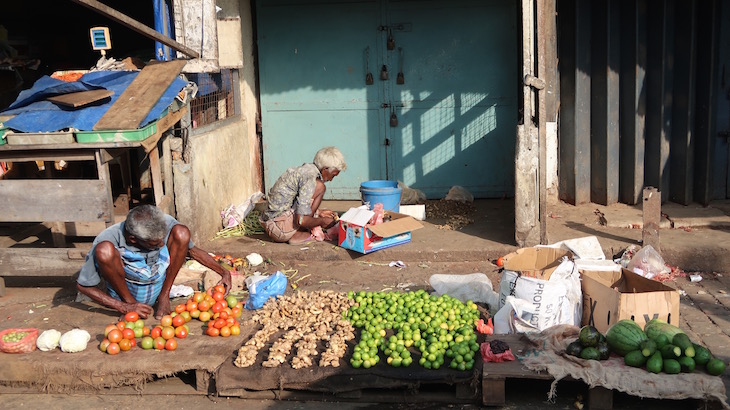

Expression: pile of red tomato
xmin=175 ymin=285 xmax=243 ymax=338
xmin=99 ymin=310 xmax=189 ymax=354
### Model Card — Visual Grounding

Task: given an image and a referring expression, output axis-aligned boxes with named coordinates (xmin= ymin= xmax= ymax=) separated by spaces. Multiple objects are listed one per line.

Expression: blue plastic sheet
xmin=1 ymin=70 xmax=187 ymax=133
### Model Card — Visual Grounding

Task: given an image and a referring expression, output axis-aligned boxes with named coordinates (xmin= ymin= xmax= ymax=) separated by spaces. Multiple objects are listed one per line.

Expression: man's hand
xmin=318 ymin=209 xmax=337 ymax=219
xmin=121 ymin=302 xmax=154 ymax=319
xmin=217 ymin=275 xmax=232 ymax=296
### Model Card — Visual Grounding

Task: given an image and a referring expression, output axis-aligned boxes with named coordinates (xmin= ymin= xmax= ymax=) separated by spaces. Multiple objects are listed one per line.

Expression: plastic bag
xmin=429 ymin=273 xmax=500 ymax=311
xmin=626 ymin=245 xmax=671 ymax=279
xmin=221 ymin=191 xmax=264 ymax=229
xmin=480 ymin=339 xmax=515 ymax=362
xmin=444 ymin=185 xmax=474 ymax=202
xmin=398 ymin=181 xmax=426 ymax=205
xmin=245 ymin=271 xmax=287 ymax=310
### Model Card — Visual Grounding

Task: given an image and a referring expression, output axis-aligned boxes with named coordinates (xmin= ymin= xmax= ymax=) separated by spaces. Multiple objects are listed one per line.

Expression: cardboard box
xmin=502 ymin=247 xmax=573 ymax=280
xmin=580 ymin=268 xmax=680 ymax=334
xmin=338 ymin=208 xmax=423 ymax=254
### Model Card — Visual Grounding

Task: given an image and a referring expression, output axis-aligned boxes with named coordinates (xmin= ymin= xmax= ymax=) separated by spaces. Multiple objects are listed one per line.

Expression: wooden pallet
xmin=482 ymin=334 xmax=613 ymax=409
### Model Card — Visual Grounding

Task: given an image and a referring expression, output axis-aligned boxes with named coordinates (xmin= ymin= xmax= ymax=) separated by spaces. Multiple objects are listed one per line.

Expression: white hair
xmin=313 ymin=146 xmax=347 ymax=172
xmin=125 ymin=205 xmax=167 ymax=241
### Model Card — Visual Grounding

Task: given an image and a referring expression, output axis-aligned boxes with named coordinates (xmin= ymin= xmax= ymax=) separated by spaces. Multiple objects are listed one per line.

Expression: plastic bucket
xmin=360 ymin=180 xmax=402 ymax=212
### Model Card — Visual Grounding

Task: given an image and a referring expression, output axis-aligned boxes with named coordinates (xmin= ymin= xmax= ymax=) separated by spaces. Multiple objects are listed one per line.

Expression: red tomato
xmin=175 ymin=304 xmax=186 ymax=314
xmin=124 ymin=311 xmax=139 ymax=323
xmin=160 ymin=315 xmax=173 ymax=327
xmin=211 ymin=302 xmax=225 ymax=314
xmin=172 ymin=315 xmax=185 ymax=328
xmin=154 ymin=337 xmax=166 ymax=350
xmin=230 ymin=325 xmax=241 ymax=336
xmin=165 ymin=339 xmax=177 ymax=351
xmin=107 ymin=329 xmax=123 ymax=344
xmin=107 ymin=342 xmax=120 ymax=355
xmin=206 ymin=327 xmax=220 ymax=337
xmin=198 ymin=300 xmax=211 ymax=312
xmin=496 ymin=256 xmax=504 ymax=267
xmin=214 ymin=284 xmax=226 ymax=294
xmin=212 ymin=291 xmax=225 ymax=302
xmin=116 ymin=321 xmax=126 ymax=331
xmin=226 ymin=317 xmax=237 ymax=327
xmin=119 ymin=338 xmax=132 ymax=351
xmin=130 ymin=339 xmax=137 ymax=347
xmin=220 ymin=326 xmax=231 ymax=337
xmin=122 ymin=328 xmax=135 ymax=340
xmin=174 ymin=326 xmax=188 ymax=339
xmin=104 ymin=324 xmax=118 ymax=337
xmin=142 ymin=326 xmax=151 ymax=336
xmin=193 ymin=292 xmax=205 ymax=303
xmin=99 ymin=338 xmax=111 ymax=352
xmin=232 ymin=307 xmax=241 ymax=318
xmin=161 ymin=326 xmax=175 ymax=340
xmin=186 ymin=301 xmax=198 ymax=312
xmin=213 ymin=318 xmax=227 ymax=329
xmin=219 ymin=310 xmax=230 ymax=320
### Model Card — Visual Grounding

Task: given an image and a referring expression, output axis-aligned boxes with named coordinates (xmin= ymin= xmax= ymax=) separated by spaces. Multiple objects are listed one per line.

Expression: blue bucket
xmin=360 ymin=180 xmax=402 ymax=212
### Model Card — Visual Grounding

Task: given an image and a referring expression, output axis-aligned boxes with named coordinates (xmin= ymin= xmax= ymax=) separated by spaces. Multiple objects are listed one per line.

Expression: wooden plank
xmin=0 ymin=180 xmax=111 ymax=222
xmin=0 ymin=149 xmax=95 ymax=162
xmin=94 ymin=60 xmax=187 ymax=131
xmin=482 ymin=378 xmax=506 ymax=406
xmin=590 ymin=0 xmax=620 ymax=205
xmin=96 ymin=150 xmax=115 ymax=225
xmin=619 ymin=0 xmax=647 ymax=205
xmin=69 ymin=0 xmax=199 ymax=58
xmin=47 ymin=89 xmax=114 ymax=108
xmin=195 ymin=369 xmax=212 ymax=393
xmin=588 ymin=386 xmax=614 ymax=410
xmin=0 ymin=248 xmax=81 ymax=276
xmin=6 ymin=132 xmax=75 ymax=145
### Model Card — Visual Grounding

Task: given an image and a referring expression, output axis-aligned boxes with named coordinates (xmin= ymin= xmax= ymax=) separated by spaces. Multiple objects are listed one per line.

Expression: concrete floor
xmin=1 ymin=196 xmax=730 ymax=408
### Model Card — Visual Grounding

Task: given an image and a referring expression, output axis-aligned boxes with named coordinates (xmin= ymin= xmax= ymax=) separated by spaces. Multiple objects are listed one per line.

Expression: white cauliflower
xmin=36 ymin=329 xmax=62 ymax=351
xmin=59 ymin=329 xmax=91 ymax=353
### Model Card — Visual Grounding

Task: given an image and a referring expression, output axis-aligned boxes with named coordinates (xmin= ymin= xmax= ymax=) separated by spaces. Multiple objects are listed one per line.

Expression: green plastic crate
xmin=75 ymin=120 xmax=158 ymax=143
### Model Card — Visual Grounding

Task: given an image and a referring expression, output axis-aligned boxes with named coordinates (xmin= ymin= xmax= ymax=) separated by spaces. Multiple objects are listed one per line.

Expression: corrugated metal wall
xmin=558 ymin=0 xmax=720 ymax=206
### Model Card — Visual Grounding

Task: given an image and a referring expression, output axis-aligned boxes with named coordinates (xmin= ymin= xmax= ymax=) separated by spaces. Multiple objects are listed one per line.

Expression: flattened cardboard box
xmin=580 ymin=268 xmax=680 ymax=334
xmin=338 ymin=209 xmax=423 ymax=254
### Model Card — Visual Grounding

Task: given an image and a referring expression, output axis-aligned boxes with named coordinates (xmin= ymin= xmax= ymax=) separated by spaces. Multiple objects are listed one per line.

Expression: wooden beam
xmin=0 ymin=180 xmax=111 ymax=222
xmin=69 ymin=0 xmax=199 ymax=58
xmin=0 ymin=249 xmax=82 ymax=276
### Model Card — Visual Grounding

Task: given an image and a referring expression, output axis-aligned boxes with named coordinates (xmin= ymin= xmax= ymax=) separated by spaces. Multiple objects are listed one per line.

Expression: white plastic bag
xmin=429 ymin=273 xmax=500 ymax=311
xmin=497 ymin=257 xmax=582 ymax=332
xmin=221 ymin=191 xmax=264 ymax=228
xmin=626 ymin=245 xmax=671 ymax=279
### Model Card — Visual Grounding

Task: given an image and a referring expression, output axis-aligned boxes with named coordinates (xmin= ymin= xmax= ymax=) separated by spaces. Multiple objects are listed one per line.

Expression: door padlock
xmin=365 ymin=72 xmax=374 ymax=85
xmin=390 ymin=112 xmax=398 ymax=127
xmin=387 ymin=29 xmax=395 ymax=50
xmin=380 ymin=65 xmax=389 ymax=81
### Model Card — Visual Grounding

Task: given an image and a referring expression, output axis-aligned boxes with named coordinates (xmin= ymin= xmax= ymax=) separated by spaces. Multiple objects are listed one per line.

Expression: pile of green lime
xmin=345 ymin=289 xmax=480 ymax=370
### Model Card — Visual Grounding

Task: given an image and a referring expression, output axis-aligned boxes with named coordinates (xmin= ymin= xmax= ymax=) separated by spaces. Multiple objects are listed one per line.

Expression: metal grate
xmin=187 ymin=69 xmax=238 ymax=128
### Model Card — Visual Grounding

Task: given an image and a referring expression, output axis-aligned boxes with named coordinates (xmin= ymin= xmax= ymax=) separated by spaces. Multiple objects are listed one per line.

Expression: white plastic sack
xmin=494 ymin=296 xmax=552 ymax=334
xmin=497 ymin=257 xmax=582 ymax=333
xmin=429 ymin=273 xmax=500 ymax=310
xmin=221 ymin=191 xmax=264 ymax=228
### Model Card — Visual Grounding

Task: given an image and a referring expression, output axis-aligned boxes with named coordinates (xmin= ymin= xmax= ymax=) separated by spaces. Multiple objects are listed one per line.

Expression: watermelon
xmin=606 ymin=319 xmax=648 ymax=356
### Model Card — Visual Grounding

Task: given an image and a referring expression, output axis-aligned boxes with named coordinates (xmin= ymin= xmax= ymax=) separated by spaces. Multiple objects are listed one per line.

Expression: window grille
xmin=187 ymin=69 xmax=238 ymax=128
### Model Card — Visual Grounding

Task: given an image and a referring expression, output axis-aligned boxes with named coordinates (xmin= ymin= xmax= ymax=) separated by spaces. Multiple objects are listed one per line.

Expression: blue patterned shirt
xmin=78 ymin=214 xmax=193 ymax=305
xmin=264 ymin=163 xmax=322 ymax=220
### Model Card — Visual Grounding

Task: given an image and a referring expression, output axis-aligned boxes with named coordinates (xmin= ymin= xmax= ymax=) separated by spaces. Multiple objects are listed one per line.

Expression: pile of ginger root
xmin=234 ymin=290 xmax=355 ymax=369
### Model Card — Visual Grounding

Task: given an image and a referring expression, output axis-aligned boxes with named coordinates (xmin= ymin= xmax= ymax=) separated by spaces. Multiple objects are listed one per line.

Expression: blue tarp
xmin=1 ymin=70 xmax=187 ymax=133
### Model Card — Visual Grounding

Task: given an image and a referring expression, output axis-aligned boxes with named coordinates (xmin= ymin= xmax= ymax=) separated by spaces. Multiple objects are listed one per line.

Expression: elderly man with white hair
xmin=261 ymin=146 xmax=346 ymax=244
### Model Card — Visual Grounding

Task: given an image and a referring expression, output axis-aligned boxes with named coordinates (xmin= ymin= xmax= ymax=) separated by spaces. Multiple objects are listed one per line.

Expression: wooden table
xmin=0 ymin=107 xmax=186 ymax=296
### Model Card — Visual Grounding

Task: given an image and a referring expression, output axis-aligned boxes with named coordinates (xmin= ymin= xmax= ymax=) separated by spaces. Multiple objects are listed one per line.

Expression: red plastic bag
xmin=480 ymin=339 xmax=515 ymax=363
xmin=476 ymin=318 xmax=494 ymax=335
xmin=0 ymin=328 xmax=38 ymax=353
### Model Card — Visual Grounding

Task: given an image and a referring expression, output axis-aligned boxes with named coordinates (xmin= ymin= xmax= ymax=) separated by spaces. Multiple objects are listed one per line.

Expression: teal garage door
xmin=257 ymin=0 xmax=517 ymax=199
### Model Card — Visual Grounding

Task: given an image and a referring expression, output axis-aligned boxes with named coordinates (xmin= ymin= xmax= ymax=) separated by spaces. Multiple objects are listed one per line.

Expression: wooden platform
xmin=482 ymin=334 xmax=613 ymax=409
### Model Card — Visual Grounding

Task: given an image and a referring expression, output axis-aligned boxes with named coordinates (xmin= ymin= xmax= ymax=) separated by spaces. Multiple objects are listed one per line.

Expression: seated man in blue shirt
xmin=261 ymin=146 xmax=346 ymax=244
xmin=76 ymin=205 xmax=231 ymax=319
